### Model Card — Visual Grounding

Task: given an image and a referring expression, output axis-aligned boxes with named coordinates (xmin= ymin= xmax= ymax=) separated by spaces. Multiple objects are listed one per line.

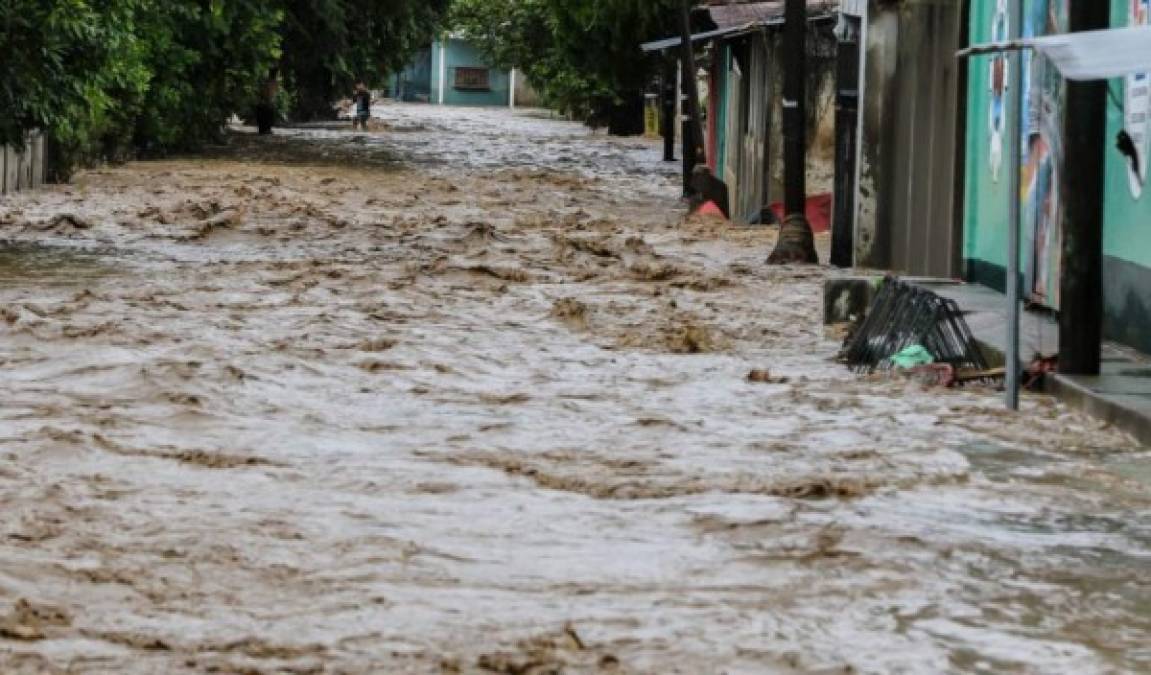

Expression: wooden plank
xmin=17 ymin=136 xmax=31 ymax=190
xmin=3 ymin=144 xmax=19 ymax=195
xmin=31 ymin=133 xmax=44 ymax=188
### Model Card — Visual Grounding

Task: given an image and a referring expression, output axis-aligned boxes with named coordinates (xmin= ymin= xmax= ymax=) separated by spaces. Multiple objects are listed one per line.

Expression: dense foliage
xmin=280 ymin=0 xmax=449 ymax=120
xmin=450 ymin=0 xmax=681 ymax=132
xmin=1 ymin=0 xmax=447 ymax=174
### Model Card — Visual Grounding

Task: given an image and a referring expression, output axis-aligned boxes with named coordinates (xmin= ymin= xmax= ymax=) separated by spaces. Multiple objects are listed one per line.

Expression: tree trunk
xmin=768 ymin=0 xmax=819 ymax=265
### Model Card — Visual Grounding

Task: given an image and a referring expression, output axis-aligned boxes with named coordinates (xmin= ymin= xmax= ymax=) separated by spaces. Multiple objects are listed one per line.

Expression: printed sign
xmin=1127 ymin=0 xmax=1150 ymax=199
xmin=988 ymin=0 xmax=1011 ymax=182
xmin=1021 ymin=0 xmax=1068 ymax=309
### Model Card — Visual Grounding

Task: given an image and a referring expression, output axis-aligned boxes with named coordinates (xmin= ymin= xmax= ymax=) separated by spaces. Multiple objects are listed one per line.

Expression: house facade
xmin=392 ymin=37 xmax=536 ymax=108
xmin=645 ymin=0 xmax=1151 ymax=357
xmin=642 ymin=1 xmax=838 ymax=225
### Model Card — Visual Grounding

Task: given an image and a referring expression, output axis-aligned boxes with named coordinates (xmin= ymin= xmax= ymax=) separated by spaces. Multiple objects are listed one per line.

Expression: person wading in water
xmin=352 ymin=82 xmax=372 ymax=131
xmin=255 ymin=68 xmax=279 ymax=135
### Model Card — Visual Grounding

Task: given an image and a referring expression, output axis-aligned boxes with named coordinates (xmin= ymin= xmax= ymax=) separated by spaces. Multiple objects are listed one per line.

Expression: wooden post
xmin=782 ymin=0 xmax=807 ymax=215
xmin=678 ymin=0 xmax=707 ymax=171
xmin=831 ymin=22 xmax=861 ymax=268
xmin=1059 ymin=1 xmax=1110 ymax=375
xmin=682 ymin=64 xmax=697 ymax=197
xmin=662 ymin=58 xmax=677 ymax=163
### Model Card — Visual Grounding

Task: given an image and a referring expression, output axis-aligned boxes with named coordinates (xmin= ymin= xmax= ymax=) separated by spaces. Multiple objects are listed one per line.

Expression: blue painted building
xmin=393 ymin=36 xmax=514 ymax=108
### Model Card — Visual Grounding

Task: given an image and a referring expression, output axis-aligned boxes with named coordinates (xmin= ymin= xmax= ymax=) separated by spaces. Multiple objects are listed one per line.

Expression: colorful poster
xmin=988 ymin=0 xmax=1011 ymax=182
xmin=1021 ymin=0 xmax=1067 ymax=309
xmin=1127 ymin=0 xmax=1150 ymax=199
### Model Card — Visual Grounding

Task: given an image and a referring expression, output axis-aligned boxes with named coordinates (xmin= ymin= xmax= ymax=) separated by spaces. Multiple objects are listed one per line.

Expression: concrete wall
xmin=512 ymin=70 xmax=542 ymax=108
xmin=1 ymin=132 xmax=46 ymax=196
xmin=1101 ymin=0 xmax=1151 ymax=353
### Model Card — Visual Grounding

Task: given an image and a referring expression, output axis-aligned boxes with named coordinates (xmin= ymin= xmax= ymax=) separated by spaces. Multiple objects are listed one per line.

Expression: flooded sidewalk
xmin=0 ymin=103 xmax=1148 ymax=674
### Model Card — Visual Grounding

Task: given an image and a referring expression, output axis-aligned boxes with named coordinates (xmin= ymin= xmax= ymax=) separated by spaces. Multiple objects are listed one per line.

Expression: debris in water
xmin=748 ymin=369 xmax=790 ymax=384
xmin=841 ymin=277 xmax=988 ymax=377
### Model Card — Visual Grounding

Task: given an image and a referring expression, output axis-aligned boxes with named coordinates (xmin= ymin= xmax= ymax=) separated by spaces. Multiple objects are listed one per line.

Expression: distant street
xmin=0 ymin=104 xmax=1148 ymax=674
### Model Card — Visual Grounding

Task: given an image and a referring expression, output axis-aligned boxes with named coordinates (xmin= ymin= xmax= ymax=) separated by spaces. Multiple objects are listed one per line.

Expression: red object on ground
xmin=697 ymin=201 xmax=726 ymax=218
xmin=769 ymin=192 xmax=832 ymax=232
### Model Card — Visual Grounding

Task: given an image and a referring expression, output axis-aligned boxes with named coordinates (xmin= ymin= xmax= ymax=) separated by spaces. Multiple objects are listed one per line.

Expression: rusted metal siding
xmin=738 ymin=32 xmax=774 ymax=224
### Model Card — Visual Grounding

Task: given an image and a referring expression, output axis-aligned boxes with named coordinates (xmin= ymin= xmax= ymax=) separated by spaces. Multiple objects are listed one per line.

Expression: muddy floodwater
xmin=1 ymin=104 xmax=1149 ymax=674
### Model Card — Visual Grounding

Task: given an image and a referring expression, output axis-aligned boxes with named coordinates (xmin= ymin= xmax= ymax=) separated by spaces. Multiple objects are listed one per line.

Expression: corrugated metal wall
xmin=739 ymin=33 xmax=773 ymax=225
xmin=857 ymin=0 xmax=965 ymax=279
xmin=722 ymin=33 xmax=774 ymax=226
xmin=1 ymin=132 xmax=46 ymax=196
xmin=886 ymin=1 xmax=965 ymax=278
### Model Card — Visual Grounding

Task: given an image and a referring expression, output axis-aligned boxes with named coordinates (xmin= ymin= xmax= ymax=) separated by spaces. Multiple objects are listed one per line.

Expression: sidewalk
xmin=920 ymin=281 xmax=1151 ymax=445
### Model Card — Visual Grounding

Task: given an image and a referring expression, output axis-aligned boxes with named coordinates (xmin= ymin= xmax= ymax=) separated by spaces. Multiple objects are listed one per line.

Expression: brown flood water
xmin=0 ymin=104 xmax=1148 ymax=674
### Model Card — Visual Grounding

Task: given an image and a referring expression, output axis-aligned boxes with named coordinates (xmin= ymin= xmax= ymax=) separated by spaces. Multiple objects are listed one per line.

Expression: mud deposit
xmin=1 ymin=104 xmax=1149 ymax=674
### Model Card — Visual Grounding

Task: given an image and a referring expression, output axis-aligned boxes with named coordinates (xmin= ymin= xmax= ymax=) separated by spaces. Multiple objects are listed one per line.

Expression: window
xmin=454 ymin=67 xmax=491 ymax=91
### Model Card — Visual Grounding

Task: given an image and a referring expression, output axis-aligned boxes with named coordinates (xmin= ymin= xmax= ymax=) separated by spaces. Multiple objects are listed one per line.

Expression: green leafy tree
xmin=131 ymin=0 xmax=283 ymax=151
xmin=451 ymin=0 xmax=681 ymax=132
xmin=0 ymin=0 xmax=149 ymax=150
xmin=281 ymin=0 xmax=451 ymax=120
xmin=2 ymin=0 xmax=451 ymax=175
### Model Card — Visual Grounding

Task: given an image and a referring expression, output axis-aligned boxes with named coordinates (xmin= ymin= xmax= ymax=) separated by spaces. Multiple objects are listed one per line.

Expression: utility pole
xmin=767 ymin=0 xmax=819 ymax=264
xmin=831 ymin=20 xmax=860 ymax=268
xmin=1005 ymin=0 xmax=1024 ymax=410
xmin=662 ymin=58 xmax=677 ymax=163
xmin=678 ymin=0 xmax=707 ymax=183
xmin=1059 ymin=1 xmax=1109 ymax=375
xmin=782 ymin=0 xmax=807 ymax=216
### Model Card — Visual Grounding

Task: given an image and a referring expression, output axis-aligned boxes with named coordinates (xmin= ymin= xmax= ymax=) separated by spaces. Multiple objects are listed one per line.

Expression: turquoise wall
xmin=966 ymin=0 xmax=1151 ymax=273
xmin=393 ymin=49 xmax=433 ymax=102
xmin=963 ymin=0 xmax=1015 ymax=282
xmin=964 ymin=0 xmax=1151 ymax=352
xmin=1103 ymin=0 xmax=1151 ymax=268
xmin=430 ymin=38 xmax=511 ymax=108
xmin=715 ymin=44 xmax=731 ymax=177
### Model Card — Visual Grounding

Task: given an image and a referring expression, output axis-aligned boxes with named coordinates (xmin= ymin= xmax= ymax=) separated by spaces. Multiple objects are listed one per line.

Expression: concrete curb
xmin=1046 ymin=374 xmax=1151 ymax=446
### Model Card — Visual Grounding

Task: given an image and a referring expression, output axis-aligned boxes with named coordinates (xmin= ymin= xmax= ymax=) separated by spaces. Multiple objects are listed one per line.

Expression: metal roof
xmin=704 ymin=1 xmax=838 ymax=29
xmin=640 ymin=8 xmax=836 ymax=53
xmin=641 ymin=21 xmax=780 ymax=53
xmin=959 ymin=25 xmax=1151 ymax=81
xmin=706 ymin=2 xmax=785 ymax=29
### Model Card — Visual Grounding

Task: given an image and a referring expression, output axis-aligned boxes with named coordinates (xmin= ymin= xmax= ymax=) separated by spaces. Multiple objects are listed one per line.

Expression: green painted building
xmin=393 ymin=37 xmax=513 ymax=108
xmin=963 ymin=0 xmax=1151 ymax=353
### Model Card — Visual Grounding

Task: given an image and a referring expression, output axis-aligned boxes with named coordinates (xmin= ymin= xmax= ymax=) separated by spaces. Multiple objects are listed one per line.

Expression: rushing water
xmin=0 ymin=103 xmax=1147 ymax=674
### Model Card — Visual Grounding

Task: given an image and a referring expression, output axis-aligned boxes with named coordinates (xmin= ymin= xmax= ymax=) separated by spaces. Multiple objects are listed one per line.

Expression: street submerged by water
xmin=0 ymin=104 xmax=1149 ymax=674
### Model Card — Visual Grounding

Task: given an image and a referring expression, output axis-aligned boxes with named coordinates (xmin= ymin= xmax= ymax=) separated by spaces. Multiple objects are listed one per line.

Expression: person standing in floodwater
xmin=256 ymin=69 xmax=279 ymax=135
xmin=352 ymin=82 xmax=372 ymax=131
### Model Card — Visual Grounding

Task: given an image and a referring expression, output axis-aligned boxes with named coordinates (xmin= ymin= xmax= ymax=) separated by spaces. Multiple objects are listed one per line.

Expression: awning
xmin=641 ymin=20 xmax=781 ymax=53
xmin=958 ymin=25 xmax=1151 ymax=80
